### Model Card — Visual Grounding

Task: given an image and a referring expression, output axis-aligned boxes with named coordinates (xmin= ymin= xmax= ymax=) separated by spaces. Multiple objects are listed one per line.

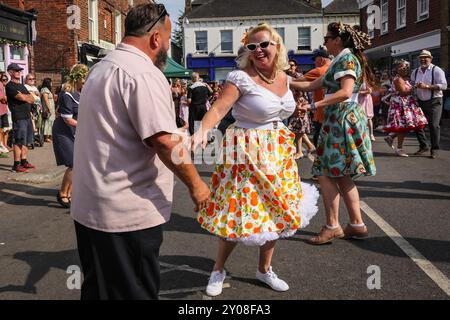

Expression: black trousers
xmin=188 ymin=104 xmax=208 ymax=135
xmin=74 ymin=221 xmax=163 ymax=300
xmin=415 ymin=98 xmax=443 ymax=150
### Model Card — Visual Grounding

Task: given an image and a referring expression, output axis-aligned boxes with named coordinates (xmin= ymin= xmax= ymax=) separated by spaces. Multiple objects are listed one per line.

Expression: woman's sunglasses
xmin=1 ymin=78 xmax=8 ymax=82
xmin=245 ymin=41 xmax=275 ymax=52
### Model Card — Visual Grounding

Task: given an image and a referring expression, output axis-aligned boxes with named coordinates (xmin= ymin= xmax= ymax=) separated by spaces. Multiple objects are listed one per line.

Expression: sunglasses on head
xmin=146 ymin=3 xmax=168 ymax=33
xmin=245 ymin=40 xmax=275 ymax=52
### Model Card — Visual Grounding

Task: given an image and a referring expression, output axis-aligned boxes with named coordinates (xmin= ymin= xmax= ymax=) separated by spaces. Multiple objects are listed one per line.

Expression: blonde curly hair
xmin=236 ymin=22 xmax=289 ymax=72
xmin=64 ymin=64 xmax=89 ymax=92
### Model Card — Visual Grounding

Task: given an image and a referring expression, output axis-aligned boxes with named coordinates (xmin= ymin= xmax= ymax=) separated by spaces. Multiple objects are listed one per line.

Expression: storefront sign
xmin=0 ymin=17 xmax=29 ymax=42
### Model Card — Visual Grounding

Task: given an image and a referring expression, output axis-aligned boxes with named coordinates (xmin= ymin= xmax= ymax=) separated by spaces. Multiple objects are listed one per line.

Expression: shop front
xmin=0 ymin=4 xmax=36 ymax=79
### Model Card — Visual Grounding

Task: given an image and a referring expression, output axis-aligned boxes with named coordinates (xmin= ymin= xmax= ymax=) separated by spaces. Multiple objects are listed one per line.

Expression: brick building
xmin=0 ymin=0 xmax=148 ymax=86
xmin=358 ymin=0 xmax=450 ymax=74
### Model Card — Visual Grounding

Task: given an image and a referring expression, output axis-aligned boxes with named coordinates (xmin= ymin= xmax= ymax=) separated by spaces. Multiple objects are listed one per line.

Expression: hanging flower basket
xmin=0 ymin=38 xmax=28 ymax=47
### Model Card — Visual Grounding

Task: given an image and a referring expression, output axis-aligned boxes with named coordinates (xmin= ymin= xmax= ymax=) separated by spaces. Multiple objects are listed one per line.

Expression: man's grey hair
xmin=191 ymin=72 xmax=199 ymax=81
xmin=124 ymin=3 xmax=166 ymax=37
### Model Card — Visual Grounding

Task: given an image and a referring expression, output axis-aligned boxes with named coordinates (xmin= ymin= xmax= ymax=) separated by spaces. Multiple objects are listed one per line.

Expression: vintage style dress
xmin=197 ymin=70 xmax=319 ymax=246
xmin=384 ymin=77 xmax=428 ymax=133
xmin=312 ymin=48 xmax=376 ymax=178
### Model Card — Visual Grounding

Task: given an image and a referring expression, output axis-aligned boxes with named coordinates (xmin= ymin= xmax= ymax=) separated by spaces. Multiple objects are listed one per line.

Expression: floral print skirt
xmin=197 ymin=124 xmax=319 ymax=246
xmin=384 ymin=96 xmax=428 ymax=133
xmin=311 ymin=102 xmax=376 ymax=178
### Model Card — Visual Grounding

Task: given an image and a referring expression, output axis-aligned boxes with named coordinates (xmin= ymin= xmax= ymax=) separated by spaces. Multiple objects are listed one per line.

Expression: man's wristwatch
xmin=310 ymin=101 xmax=317 ymax=111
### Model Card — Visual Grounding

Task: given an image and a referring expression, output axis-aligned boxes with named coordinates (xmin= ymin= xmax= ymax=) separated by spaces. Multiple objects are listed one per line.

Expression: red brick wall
xmin=361 ymin=0 xmax=442 ymax=47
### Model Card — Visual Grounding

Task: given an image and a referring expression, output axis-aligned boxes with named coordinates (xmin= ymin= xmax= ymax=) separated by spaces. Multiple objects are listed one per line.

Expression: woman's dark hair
xmin=41 ymin=78 xmax=52 ymax=92
xmin=327 ymin=22 xmax=375 ymax=88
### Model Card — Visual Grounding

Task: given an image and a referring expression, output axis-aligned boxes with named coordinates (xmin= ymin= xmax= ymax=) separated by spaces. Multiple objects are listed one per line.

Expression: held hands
xmin=416 ymin=82 xmax=431 ymax=90
xmin=190 ymin=180 xmax=211 ymax=212
xmin=191 ymin=129 xmax=209 ymax=151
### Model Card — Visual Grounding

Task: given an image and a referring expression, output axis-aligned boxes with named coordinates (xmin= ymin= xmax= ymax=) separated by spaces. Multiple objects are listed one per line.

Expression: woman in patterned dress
xmin=383 ymin=60 xmax=428 ymax=157
xmin=292 ymin=22 xmax=376 ymax=245
xmin=192 ymin=23 xmax=319 ymax=296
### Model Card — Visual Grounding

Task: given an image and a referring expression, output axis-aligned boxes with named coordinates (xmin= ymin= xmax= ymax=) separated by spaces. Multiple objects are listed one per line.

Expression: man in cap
xmin=5 ymin=63 xmax=36 ymax=172
xmin=297 ymin=47 xmax=332 ymax=147
xmin=410 ymin=50 xmax=447 ymax=159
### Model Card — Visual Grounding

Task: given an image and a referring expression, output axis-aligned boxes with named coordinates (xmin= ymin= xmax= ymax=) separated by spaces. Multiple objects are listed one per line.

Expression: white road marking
xmin=360 ymin=200 xmax=450 ymax=297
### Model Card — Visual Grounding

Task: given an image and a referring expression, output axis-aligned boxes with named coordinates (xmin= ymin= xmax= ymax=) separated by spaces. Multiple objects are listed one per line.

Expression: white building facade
xmin=183 ymin=0 xmax=360 ymax=81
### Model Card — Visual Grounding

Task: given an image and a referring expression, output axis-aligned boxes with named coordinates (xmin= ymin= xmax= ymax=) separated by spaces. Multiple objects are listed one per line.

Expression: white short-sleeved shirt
xmin=71 ymin=43 xmax=178 ymax=233
xmin=226 ymin=70 xmax=296 ymax=127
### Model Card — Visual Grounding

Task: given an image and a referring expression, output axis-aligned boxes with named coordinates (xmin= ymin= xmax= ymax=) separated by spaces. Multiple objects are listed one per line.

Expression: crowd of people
xmin=0 ymin=2 xmax=448 ymax=300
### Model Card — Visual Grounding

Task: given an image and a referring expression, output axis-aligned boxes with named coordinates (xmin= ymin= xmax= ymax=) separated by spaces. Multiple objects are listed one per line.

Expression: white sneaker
xmin=0 ymin=144 xmax=8 ymax=153
xmin=255 ymin=267 xmax=289 ymax=292
xmin=395 ymin=149 xmax=409 ymax=157
xmin=206 ymin=270 xmax=226 ymax=296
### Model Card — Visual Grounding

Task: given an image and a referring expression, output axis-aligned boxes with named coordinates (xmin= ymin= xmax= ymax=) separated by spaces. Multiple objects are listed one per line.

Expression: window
xmin=88 ymin=0 xmax=99 ymax=43
xmin=381 ymin=0 xmax=388 ymax=34
xmin=195 ymin=31 xmax=208 ymax=54
xmin=0 ymin=46 xmax=5 ymax=72
xmin=274 ymin=27 xmax=285 ymax=44
xmin=417 ymin=0 xmax=429 ymax=21
xmin=115 ymin=10 xmax=122 ymax=44
xmin=10 ymin=47 xmax=24 ymax=60
xmin=220 ymin=30 xmax=233 ymax=53
xmin=396 ymin=0 xmax=406 ymax=29
xmin=297 ymin=27 xmax=311 ymax=51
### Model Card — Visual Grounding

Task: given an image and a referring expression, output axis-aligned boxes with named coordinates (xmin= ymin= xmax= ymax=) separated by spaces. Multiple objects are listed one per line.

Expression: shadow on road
xmin=163 ymin=212 xmax=213 ymax=237
xmin=0 ymin=182 xmax=60 ymax=208
xmin=0 ymin=249 xmax=79 ymax=295
xmin=347 ymin=236 xmax=450 ymax=263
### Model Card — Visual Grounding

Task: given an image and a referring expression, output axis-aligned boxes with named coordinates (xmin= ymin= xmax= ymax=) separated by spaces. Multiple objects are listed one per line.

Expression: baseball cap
xmin=312 ymin=48 xmax=330 ymax=61
xmin=7 ymin=63 xmax=24 ymax=72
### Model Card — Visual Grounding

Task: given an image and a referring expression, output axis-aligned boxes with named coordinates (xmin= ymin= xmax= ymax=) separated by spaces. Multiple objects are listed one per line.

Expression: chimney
xmin=185 ymin=0 xmax=192 ymax=14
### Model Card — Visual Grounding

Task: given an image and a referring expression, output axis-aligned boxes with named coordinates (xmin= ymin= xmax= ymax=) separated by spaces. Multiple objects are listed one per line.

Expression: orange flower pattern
xmin=197 ymin=125 xmax=313 ymax=244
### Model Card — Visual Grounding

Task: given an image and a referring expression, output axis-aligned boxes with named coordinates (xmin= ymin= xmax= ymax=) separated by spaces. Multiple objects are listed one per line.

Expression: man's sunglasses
xmin=146 ymin=3 xmax=168 ymax=33
xmin=245 ymin=41 xmax=275 ymax=52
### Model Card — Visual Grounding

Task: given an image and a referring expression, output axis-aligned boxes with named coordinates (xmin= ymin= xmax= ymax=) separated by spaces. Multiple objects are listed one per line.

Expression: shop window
xmin=0 ymin=46 xmax=5 ymax=72
xmin=10 ymin=47 xmax=24 ymax=60
xmin=215 ymin=67 xmax=234 ymax=81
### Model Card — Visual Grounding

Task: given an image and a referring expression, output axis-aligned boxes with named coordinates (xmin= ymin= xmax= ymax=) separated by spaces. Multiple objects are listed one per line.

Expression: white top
xmin=410 ymin=64 xmax=447 ymax=101
xmin=226 ymin=70 xmax=295 ymax=128
xmin=71 ymin=43 xmax=178 ymax=233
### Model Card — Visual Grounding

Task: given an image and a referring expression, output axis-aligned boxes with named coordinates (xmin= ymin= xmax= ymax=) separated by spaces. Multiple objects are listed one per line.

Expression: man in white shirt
xmin=410 ymin=50 xmax=447 ymax=159
xmin=71 ymin=3 xmax=210 ymax=300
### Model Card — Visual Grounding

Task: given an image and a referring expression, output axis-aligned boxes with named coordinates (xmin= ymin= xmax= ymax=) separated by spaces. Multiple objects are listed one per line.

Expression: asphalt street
xmin=0 ymin=129 xmax=449 ymax=300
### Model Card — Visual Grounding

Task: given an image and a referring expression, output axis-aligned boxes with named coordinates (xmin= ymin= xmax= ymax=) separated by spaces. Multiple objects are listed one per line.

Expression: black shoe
xmin=430 ymin=150 xmax=438 ymax=159
xmin=56 ymin=192 xmax=71 ymax=208
xmin=414 ymin=147 xmax=429 ymax=155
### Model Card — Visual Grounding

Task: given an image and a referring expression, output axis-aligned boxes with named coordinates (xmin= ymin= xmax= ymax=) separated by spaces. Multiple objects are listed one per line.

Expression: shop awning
xmin=164 ymin=58 xmax=192 ymax=78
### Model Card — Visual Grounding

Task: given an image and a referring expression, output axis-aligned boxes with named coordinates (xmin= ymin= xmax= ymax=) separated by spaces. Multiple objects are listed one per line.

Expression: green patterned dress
xmin=312 ymin=48 xmax=376 ymax=178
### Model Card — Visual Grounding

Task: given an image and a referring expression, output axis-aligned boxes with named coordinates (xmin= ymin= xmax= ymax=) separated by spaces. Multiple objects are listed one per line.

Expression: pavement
xmin=0 ymin=142 xmax=66 ymax=184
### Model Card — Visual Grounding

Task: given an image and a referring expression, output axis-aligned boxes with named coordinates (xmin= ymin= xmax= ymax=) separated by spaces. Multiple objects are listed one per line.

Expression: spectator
xmin=40 ymin=78 xmax=56 ymax=142
xmin=24 ymin=74 xmax=42 ymax=142
xmin=187 ymin=72 xmax=212 ymax=135
xmin=411 ymin=50 xmax=448 ymax=159
xmin=0 ymin=71 xmax=10 ymax=156
xmin=5 ymin=63 xmax=36 ymax=172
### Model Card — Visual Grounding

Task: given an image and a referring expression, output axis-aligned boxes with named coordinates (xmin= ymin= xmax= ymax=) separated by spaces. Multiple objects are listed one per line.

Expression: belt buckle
xmin=272 ymin=121 xmax=278 ymax=129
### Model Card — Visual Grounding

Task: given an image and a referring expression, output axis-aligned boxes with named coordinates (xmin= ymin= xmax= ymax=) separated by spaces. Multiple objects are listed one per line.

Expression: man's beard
xmin=155 ymin=47 xmax=168 ymax=71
